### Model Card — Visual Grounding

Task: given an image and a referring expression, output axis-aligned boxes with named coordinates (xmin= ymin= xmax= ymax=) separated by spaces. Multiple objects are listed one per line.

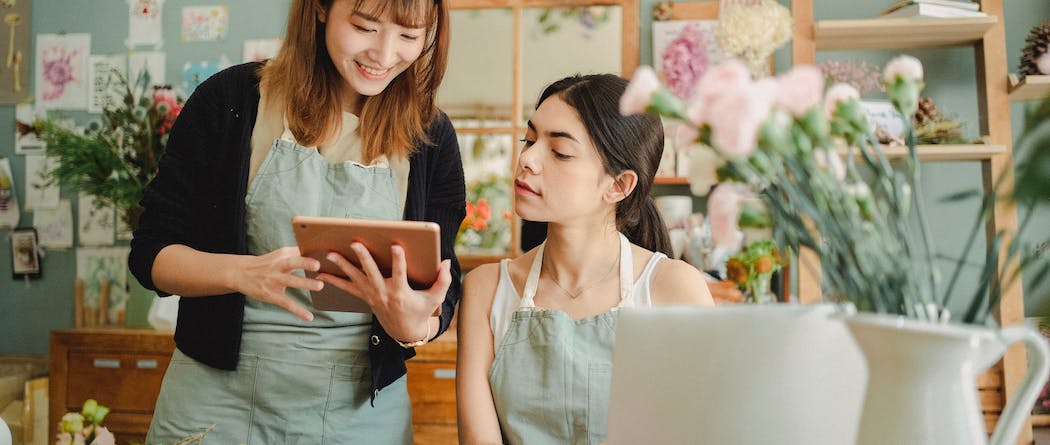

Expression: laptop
xmin=605 ymin=305 xmax=866 ymax=445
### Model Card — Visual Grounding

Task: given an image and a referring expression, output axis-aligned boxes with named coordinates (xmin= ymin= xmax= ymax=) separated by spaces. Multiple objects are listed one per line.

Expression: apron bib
xmin=148 ymin=125 xmax=411 ymax=445
xmin=489 ymin=233 xmax=634 ymax=445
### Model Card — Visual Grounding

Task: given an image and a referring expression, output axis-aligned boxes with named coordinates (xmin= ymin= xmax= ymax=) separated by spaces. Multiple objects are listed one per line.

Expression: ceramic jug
xmin=845 ymin=313 xmax=1050 ymax=445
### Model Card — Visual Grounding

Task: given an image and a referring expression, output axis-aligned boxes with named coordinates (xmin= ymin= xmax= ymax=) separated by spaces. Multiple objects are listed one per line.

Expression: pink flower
xmin=705 ymin=83 xmax=771 ymax=159
xmin=775 ymin=66 xmax=825 ymax=117
xmin=152 ymin=86 xmax=178 ymax=110
xmin=823 ymin=83 xmax=860 ymax=116
xmin=1038 ymin=46 xmax=1050 ymax=75
xmin=691 ymin=59 xmax=752 ymax=110
xmin=620 ymin=66 xmax=660 ymax=115
xmin=661 ymin=24 xmax=709 ymax=99
xmin=708 ymin=183 xmax=747 ymax=252
xmin=672 ymin=123 xmax=700 ymax=150
xmin=91 ymin=426 xmax=115 ymax=445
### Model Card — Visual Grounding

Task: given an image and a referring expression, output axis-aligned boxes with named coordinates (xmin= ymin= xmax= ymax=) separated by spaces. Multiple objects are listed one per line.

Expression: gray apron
xmin=489 ymin=233 xmax=634 ymax=445
xmin=147 ymin=125 xmax=411 ymax=445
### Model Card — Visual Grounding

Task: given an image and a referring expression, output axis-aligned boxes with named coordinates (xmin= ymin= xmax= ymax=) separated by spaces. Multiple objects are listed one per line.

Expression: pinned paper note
xmin=182 ymin=5 xmax=228 ymax=42
xmin=127 ymin=0 xmax=165 ymax=48
xmin=35 ymin=33 xmax=91 ymax=110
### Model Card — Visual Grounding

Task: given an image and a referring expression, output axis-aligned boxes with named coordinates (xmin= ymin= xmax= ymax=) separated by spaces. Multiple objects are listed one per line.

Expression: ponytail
xmin=621 ymin=195 xmax=672 ymax=257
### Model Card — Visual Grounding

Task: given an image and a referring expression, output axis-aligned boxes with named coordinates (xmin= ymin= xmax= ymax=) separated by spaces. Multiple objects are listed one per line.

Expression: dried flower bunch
xmin=621 ymin=54 xmax=1047 ymax=324
xmin=35 ymin=69 xmax=185 ymax=230
xmin=714 ymin=0 xmax=792 ymax=77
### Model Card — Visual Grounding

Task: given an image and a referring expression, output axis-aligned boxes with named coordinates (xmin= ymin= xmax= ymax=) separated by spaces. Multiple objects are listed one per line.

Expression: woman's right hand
xmin=232 ymin=246 xmax=323 ymax=321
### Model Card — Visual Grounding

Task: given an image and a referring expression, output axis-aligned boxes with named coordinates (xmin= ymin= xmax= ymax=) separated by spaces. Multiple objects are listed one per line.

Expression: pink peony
xmin=661 ymin=24 xmax=709 ymax=99
xmin=775 ymin=66 xmax=825 ymax=117
xmin=620 ymin=66 xmax=660 ymax=115
xmin=708 ymin=183 xmax=747 ymax=252
xmin=1038 ymin=45 xmax=1050 ymax=75
xmin=823 ymin=83 xmax=860 ymax=116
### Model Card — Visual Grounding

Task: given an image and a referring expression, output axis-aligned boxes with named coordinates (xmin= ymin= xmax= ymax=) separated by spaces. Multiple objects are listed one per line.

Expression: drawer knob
xmin=136 ymin=359 xmax=159 ymax=369
xmin=433 ymin=369 xmax=456 ymax=379
xmin=92 ymin=359 xmax=120 ymax=368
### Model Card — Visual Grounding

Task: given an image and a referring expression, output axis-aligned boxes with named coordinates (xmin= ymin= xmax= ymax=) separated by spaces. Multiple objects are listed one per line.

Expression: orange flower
xmin=503 ymin=210 xmax=513 ymax=221
xmin=725 ymin=258 xmax=749 ymax=285
xmin=755 ymin=256 xmax=775 ymax=274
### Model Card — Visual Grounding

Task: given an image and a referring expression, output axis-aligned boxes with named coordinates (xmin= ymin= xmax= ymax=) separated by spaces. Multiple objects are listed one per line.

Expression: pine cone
xmin=1020 ymin=22 xmax=1050 ymax=77
xmin=913 ymin=96 xmax=942 ymax=126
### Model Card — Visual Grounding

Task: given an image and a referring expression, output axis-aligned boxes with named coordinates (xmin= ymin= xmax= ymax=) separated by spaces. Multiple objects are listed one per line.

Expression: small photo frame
xmin=10 ymin=227 xmax=41 ymax=279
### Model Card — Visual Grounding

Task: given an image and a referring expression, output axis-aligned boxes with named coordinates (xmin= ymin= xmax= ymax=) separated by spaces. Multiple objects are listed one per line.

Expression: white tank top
xmin=489 ymin=242 xmax=666 ymax=351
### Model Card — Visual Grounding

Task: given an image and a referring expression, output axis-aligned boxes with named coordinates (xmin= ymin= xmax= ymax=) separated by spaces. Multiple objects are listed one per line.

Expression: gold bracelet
xmin=396 ymin=319 xmax=432 ymax=349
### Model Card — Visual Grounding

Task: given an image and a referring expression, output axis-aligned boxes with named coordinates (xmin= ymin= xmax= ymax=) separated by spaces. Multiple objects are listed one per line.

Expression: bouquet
xmin=621 ymin=55 xmax=1048 ymax=324
xmin=56 ymin=399 xmax=113 ymax=445
xmin=725 ymin=239 xmax=783 ymax=303
xmin=36 ymin=69 xmax=185 ymax=230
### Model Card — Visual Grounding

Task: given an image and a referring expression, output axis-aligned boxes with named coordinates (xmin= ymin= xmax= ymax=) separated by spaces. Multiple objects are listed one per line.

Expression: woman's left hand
xmin=317 ymin=242 xmax=450 ymax=342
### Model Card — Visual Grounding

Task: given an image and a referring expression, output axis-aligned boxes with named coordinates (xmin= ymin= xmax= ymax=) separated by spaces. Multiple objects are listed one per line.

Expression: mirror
xmin=439 ymin=1 xmax=637 ymax=264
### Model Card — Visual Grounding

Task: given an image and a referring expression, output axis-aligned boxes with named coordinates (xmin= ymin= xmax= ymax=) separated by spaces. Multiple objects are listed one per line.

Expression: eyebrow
xmin=352 ymin=11 xmax=381 ymax=22
xmin=526 ymin=120 xmax=580 ymax=144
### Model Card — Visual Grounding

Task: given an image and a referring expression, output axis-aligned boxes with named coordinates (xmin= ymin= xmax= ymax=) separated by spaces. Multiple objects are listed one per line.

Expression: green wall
xmin=2 ymin=0 xmax=1049 ymax=355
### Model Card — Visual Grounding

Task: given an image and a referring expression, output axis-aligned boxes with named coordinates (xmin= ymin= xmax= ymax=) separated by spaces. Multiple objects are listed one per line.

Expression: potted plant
xmin=621 ymin=56 xmax=1050 ymax=444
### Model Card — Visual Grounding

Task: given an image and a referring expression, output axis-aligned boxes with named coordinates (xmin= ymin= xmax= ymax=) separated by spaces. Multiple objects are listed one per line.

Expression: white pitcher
xmin=845 ymin=313 xmax=1050 ymax=445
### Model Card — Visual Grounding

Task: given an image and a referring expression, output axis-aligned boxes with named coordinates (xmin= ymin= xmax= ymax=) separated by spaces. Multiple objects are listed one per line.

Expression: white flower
xmin=883 ymin=55 xmax=923 ymax=83
xmin=823 ymin=83 xmax=860 ymax=116
xmin=1038 ymin=46 xmax=1050 ymax=75
xmin=775 ymin=65 xmax=825 ymax=117
xmin=620 ymin=66 xmax=660 ymax=116
xmin=686 ymin=145 xmax=722 ymax=196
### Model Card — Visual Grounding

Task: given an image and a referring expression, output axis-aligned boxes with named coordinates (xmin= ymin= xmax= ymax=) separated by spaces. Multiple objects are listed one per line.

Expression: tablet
xmin=292 ymin=215 xmax=442 ymax=312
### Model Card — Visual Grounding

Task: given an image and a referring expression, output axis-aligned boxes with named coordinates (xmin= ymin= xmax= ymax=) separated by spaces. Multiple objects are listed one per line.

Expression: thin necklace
xmin=544 ymin=241 xmax=620 ymax=300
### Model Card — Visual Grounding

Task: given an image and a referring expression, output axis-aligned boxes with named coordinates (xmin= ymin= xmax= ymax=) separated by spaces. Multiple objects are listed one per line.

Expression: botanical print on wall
xmin=127 ymin=0 xmax=164 ymax=48
xmin=0 ymin=0 xmax=31 ymax=104
xmin=76 ymin=247 xmax=130 ymax=323
xmin=180 ymin=58 xmax=227 ymax=94
xmin=0 ymin=157 xmax=20 ymax=228
xmin=77 ymin=194 xmax=114 ymax=246
xmin=182 ymin=5 xmax=228 ymax=42
xmin=88 ymin=55 xmax=127 ymax=114
xmin=33 ymin=198 xmax=73 ymax=249
xmin=14 ymin=103 xmax=45 ymax=154
xmin=128 ymin=50 xmax=166 ymax=85
xmin=35 ymin=33 xmax=90 ymax=110
xmin=23 ymin=154 xmax=59 ymax=210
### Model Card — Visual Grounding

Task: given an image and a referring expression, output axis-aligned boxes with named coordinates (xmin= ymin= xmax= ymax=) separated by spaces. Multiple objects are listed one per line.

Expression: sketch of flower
xmin=42 ymin=46 xmax=79 ymax=100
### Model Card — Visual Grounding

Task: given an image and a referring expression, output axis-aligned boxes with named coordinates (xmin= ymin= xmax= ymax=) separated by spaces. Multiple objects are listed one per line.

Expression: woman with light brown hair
xmin=130 ymin=0 xmax=465 ymax=443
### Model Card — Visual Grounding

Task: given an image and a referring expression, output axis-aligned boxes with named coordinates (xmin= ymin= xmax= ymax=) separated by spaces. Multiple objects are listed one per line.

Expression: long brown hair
xmin=260 ymin=0 xmax=449 ymax=161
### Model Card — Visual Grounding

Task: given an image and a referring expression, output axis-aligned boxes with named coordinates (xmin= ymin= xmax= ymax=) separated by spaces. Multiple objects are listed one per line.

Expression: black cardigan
xmin=128 ymin=62 xmax=466 ymax=399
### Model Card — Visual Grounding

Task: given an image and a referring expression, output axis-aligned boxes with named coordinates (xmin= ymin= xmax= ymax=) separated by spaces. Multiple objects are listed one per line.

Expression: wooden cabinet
xmin=49 ymin=329 xmax=175 ymax=445
xmin=407 ymin=330 xmax=459 ymax=445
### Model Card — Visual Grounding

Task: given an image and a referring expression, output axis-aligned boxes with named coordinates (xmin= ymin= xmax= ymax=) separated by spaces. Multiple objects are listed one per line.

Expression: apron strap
xmin=520 ymin=233 xmax=635 ymax=310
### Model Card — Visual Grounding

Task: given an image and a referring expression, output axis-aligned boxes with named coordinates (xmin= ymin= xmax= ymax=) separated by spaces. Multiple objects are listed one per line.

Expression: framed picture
xmin=10 ymin=227 xmax=41 ymax=278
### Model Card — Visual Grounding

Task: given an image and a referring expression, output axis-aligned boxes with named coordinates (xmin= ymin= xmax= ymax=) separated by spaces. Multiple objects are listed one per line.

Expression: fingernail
xmin=326 ymin=252 xmax=337 ymax=262
xmin=315 ymin=281 xmax=324 ymax=291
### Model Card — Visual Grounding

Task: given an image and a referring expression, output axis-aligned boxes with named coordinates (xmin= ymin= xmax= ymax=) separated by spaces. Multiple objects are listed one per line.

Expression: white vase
xmin=845 ymin=313 xmax=1050 ymax=445
xmin=606 ymin=304 xmax=866 ymax=445
xmin=146 ymin=294 xmax=180 ymax=331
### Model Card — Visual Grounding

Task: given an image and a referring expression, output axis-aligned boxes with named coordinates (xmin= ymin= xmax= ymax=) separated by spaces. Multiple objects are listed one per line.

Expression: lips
xmin=515 ymin=179 xmax=540 ymax=196
xmin=355 ymin=61 xmax=392 ymax=81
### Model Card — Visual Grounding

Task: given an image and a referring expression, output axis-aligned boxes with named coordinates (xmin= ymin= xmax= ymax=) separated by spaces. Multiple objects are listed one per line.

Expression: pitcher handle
xmin=989 ymin=325 xmax=1050 ymax=445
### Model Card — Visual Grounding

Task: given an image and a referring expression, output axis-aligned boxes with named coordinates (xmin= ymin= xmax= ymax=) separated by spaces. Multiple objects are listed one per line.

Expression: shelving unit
xmin=793 ymin=1 xmax=1028 ymax=442
xmin=1009 ymin=74 xmax=1050 ymax=102
xmin=654 ymin=176 xmax=690 ymax=185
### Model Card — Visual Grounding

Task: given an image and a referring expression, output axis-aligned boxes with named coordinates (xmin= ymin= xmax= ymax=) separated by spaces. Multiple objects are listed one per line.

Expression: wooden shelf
xmin=1008 ymin=74 xmax=1050 ymax=102
xmin=841 ymin=144 xmax=1005 ymax=162
xmin=654 ymin=176 xmax=690 ymax=185
xmin=815 ymin=16 xmax=997 ymax=51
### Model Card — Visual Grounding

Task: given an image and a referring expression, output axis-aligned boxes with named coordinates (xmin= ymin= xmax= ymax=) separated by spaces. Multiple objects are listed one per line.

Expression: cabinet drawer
xmin=406 ymin=361 xmax=457 ymax=425
xmin=66 ymin=352 xmax=170 ymax=413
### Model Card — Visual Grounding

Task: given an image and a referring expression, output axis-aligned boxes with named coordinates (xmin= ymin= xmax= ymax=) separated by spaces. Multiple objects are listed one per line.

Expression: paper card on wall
xmin=116 ymin=215 xmax=133 ymax=240
xmin=651 ymin=20 xmax=728 ymax=78
xmin=859 ymin=100 xmax=907 ymax=139
xmin=78 ymin=194 xmax=115 ymax=246
xmin=181 ymin=56 xmax=229 ymax=94
xmin=76 ymin=247 xmax=130 ymax=321
xmin=182 ymin=5 xmax=229 ymax=42
xmin=14 ymin=104 xmax=46 ymax=155
xmin=243 ymin=38 xmax=282 ymax=62
xmin=128 ymin=51 xmax=166 ymax=86
xmin=34 ymin=199 xmax=73 ymax=249
xmin=88 ymin=55 xmax=128 ymax=114
xmin=0 ymin=158 xmax=21 ymax=228
xmin=127 ymin=0 xmax=165 ymax=48
xmin=35 ymin=33 xmax=91 ymax=110
xmin=23 ymin=154 xmax=59 ymax=211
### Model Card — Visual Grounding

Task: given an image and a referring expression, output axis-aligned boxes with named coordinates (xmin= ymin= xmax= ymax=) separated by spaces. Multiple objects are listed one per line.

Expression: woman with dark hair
xmin=456 ymin=74 xmax=714 ymax=445
xmin=129 ymin=0 xmax=464 ymax=443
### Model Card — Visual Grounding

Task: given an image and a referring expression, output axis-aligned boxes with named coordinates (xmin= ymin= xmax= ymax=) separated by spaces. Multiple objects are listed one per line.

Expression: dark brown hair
xmin=535 ymin=74 xmax=672 ymax=256
xmin=260 ymin=0 xmax=449 ymax=161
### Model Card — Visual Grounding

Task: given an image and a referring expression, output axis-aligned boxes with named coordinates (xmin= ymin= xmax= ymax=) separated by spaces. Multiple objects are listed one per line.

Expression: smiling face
xmin=515 ymin=95 xmax=620 ymax=225
xmin=321 ymin=0 xmax=428 ymax=106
